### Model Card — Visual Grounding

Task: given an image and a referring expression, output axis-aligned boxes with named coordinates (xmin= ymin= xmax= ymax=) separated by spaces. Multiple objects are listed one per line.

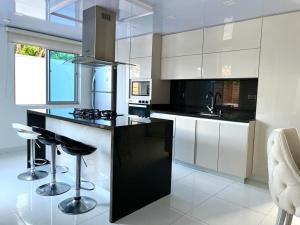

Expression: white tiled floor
xmin=1 ymin=150 xmax=299 ymax=225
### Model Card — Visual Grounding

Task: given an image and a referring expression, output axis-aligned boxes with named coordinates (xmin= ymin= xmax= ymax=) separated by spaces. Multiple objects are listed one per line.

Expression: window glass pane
xmin=15 ymin=44 xmax=46 ymax=105
xmin=15 ymin=0 xmax=46 ymax=20
xmin=49 ymin=4 xmax=76 ymax=26
xmin=49 ymin=50 xmax=76 ymax=102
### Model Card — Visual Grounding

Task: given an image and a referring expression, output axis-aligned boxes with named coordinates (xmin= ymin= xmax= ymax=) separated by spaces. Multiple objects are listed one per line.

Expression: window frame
xmin=46 ymin=49 xmax=79 ymax=105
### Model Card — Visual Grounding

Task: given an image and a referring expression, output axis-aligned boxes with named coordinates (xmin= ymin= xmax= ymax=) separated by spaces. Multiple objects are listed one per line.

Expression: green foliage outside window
xmin=15 ymin=44 xmax=75 ymax=60
xmin=15 ymin=44 xmax=45 ymax=57
xmin=49 ymin=51 xmax=75 ymax=60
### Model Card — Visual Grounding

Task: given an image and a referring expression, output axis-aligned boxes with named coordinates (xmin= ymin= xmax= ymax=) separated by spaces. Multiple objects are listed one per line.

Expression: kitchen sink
xmin=197 ymin=112 xmax=222 ymax=118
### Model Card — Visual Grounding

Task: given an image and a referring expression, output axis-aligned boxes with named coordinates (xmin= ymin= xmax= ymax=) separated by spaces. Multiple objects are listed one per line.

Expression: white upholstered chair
xmin=268 ymin=128 xmax=300 ymax=225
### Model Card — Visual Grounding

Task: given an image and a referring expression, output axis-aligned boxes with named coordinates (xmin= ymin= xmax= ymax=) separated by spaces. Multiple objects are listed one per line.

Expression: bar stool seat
xmin=12 ymin=123 xmax=48 ymax=181
xmin=32 ymin=127 xmax=71 ymax=196
xmin=56 ymin=134 xmax=97 ymax=215
xmin=32 ymin=127 xmax=69 ymax=173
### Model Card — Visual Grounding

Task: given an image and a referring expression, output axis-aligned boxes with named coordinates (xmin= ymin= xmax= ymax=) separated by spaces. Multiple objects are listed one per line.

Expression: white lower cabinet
xmin=195 ymin=119 xmax=220 ymax=171
xmin=173 ymin=116 xmax=196 ymax=164
xmin=218 ymin=121 xmax=254 ymax=178
xmin=150 ymin=112 xmax=254 ymax=179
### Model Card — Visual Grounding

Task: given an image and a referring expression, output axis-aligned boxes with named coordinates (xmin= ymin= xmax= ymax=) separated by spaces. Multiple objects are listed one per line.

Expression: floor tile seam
xmin=15 ymin=212 xmax=27 ymax=225
xmin=213 ymin=196 xmax=270 ymax=217
xmin=77 ymin=210 xmax=108 ymax=225
xmin=172 ymin=170 xmax=197 ymax=183
xmin=178 ymin=183 xmax=257 ymax=223
xmin=167 ymin=207 xmax=210 ymax=225
xmin=214 ymin=191 xmax=274 ymax=216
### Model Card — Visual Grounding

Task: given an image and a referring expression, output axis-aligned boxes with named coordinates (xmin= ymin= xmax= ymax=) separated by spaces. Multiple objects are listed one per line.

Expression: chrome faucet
xmin=206 ymin=92 xmax=214 ymax=113
xmin=206 ymin=92 xmax=222 ymax=114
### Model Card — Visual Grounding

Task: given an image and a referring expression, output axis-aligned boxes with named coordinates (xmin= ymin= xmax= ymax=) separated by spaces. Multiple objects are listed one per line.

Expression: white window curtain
xmin=6 ymin=27 xmax=82 ymax=54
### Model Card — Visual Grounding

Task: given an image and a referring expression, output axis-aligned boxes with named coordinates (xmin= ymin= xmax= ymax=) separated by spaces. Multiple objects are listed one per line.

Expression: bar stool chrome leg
xmin=42 ymin=147 xmax=69 ymax=173
xmin=18 ymin=140 xmax=48 ymax=181
xmin=58 ymin=155 xmax=97 ymax=214
xmin=36 ymin=144 xmax=71 ymax=196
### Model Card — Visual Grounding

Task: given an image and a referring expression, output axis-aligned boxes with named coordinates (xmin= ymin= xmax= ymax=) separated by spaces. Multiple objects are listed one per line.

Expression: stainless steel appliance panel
xmin=93 ymin=67 xmax=112 ymax=92
xmin=94 ymin=92 xmax=112 ymax=110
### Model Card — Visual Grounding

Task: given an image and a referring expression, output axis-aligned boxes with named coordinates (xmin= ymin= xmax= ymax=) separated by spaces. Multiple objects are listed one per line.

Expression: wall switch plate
xmin=248 ymin=95 xmax=257 ymax=100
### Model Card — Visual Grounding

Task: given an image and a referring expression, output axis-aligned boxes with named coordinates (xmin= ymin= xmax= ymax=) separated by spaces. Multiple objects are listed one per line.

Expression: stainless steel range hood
xmin=69 ymin=6 xmax=127 ymax=67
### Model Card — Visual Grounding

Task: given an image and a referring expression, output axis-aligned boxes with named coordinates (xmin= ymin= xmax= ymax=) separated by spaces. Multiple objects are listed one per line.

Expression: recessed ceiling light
xmin=223 ymin=0 xmax=236 ymax=6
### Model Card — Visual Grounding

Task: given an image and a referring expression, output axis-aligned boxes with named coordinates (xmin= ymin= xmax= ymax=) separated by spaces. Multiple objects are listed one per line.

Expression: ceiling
xmin=0 ymin=0 xmax=300 ymax=40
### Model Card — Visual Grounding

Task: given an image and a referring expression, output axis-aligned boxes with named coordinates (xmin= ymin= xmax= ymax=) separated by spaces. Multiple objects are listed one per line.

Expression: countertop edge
xmin=27 ymin=109 xmax=172 ymax=130
xmin=150 ymin=110 xmax=255 ymax=123
xmin=27 ymin=109 xmax=113 ymax=130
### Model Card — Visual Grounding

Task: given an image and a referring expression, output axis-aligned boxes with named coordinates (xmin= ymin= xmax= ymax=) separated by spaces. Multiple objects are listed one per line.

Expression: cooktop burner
xmin=70 ymin=108 xmax=118 ymax=120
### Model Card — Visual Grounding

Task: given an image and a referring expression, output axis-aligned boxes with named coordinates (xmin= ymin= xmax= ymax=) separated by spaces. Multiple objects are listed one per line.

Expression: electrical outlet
xmin=248 ymin=95 xmax=256 ymax=100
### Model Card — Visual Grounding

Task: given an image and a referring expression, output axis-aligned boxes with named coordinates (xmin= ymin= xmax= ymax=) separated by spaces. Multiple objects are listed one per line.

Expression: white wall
xmin=252 ymin=11 xmax=300 ymax=182
xmin=0 ymin=25 xmax=91 ymax=153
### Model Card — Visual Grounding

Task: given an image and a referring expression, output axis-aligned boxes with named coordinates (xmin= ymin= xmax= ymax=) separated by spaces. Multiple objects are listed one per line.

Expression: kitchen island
xmin=27 ymin=108 xmax=173 ymax=223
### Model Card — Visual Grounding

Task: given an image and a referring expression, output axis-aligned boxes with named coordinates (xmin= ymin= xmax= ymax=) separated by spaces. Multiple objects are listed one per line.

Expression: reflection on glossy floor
xmin=1 ymin=150 xmax=300 ymax=225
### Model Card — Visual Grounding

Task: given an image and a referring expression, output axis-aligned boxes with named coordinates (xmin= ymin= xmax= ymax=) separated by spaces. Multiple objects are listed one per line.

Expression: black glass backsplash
xmin=170 ymin=79 xmax=258 ymax=112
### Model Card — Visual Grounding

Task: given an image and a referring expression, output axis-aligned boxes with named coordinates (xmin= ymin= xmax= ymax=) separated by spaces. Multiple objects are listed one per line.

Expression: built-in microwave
xmin=129 ymin=79 xmax=152 ymax=104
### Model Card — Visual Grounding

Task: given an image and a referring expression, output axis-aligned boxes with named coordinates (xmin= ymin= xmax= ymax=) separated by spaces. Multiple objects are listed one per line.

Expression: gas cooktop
xmin=69 ymin=108 xmax=118 ymax=120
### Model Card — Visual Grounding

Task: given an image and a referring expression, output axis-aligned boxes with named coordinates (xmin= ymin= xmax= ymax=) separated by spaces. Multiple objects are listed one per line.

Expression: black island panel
xmin=26 ymin=109 xmax=173 ymax=223
xmin=110 ymin=120 xmax=173 ymax=222
xmin=27 ymin=112 xmax=46 ymax=168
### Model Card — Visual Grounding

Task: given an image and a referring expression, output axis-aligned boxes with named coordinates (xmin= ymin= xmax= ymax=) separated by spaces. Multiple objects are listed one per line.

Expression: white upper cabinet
xmin=202 ymin=18 xmax=261 ymax=79
xmin=161 ymin=55 xmax=202 ymax=80
xmin=162 ymin=29 xmax=203 ymax=58
xmin=116 ymin=38 xmax=130 ymax=63
xmin=203 ymin=18 xmax=262 ymax=53
xmin=202 ymin=49 xmax=260 ymax=79
xmin=195 ymin=119 xmax=220 ymax=171
xmin=161 ymin=29 xmax=203 ymax=80
xmin=174 ymin=116 xmax=196 ymax=164
xmin=130 ymin=57 xmax=152 ymax=79
xmin=130 ymin=34 xmax=153 ymax=58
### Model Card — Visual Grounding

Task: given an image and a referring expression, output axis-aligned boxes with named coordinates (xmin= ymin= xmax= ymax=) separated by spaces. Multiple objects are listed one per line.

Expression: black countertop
xmin=151 ymin=105 xmax=255 ymax=123
xmin=28 ymin=108 xmax=169 ymax=130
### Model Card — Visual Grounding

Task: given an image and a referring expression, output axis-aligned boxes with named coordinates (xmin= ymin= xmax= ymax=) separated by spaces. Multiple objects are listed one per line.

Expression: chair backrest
xmin=268 ymin=128 xmax=300 ymax=216
xmin=12 ymin=123 xmax=39 ymax=140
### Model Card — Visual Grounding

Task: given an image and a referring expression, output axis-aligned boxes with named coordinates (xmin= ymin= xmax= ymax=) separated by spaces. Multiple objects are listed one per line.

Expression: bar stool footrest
xmin=33 ymin=158 xmax=48 ymax=166
xmin=80 ymin=180 xmax=95 ymax=191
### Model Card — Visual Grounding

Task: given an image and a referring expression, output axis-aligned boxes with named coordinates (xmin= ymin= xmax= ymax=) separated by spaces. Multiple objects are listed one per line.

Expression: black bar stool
xmin=32 ymin=127 xmax=71 ymax=196
xmin=55 ymin=134 xmax=97 ymax=215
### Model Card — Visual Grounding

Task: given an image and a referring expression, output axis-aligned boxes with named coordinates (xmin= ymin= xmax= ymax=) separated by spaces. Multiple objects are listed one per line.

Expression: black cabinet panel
xmin=110 ymin=121 xmax=173 ymax=222
xmin=26 ymin=112 xmax=46 ymax=168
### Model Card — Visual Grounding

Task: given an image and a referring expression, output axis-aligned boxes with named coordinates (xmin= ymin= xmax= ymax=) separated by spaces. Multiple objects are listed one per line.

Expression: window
xmin=15 ymin=44 xmax=78 ymax=105
xmin=15 ymin=0 xmax=46 ymax=20
xmin=48 ymin=50 xmax=78 ymax=103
